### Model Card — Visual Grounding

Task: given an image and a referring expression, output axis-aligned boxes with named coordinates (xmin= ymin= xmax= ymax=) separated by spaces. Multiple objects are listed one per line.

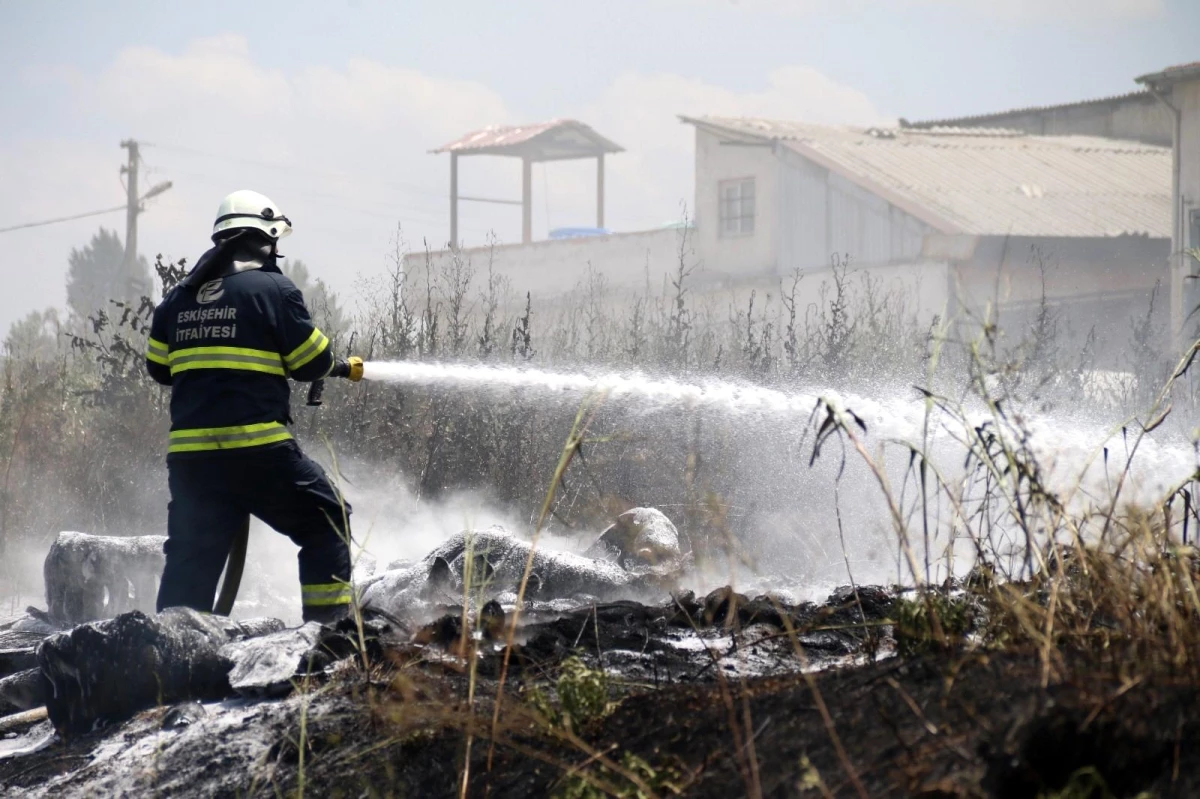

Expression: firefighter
xmin=145 ymin=189 xmax=359 ymax=623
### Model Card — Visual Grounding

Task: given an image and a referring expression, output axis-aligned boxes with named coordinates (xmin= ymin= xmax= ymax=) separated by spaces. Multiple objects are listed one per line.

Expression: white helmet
xmin=212 ymin=190 xmax=293 ymax=241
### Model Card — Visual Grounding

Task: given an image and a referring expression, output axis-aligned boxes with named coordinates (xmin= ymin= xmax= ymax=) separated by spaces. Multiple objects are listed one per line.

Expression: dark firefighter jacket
xmin=145 ymin=249 xmax=333 ymax=457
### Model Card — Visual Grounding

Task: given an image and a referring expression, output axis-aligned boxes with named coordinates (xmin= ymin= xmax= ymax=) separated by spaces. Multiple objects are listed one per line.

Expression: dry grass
xmin=804 ymin=282 xmax=1200 ymax=685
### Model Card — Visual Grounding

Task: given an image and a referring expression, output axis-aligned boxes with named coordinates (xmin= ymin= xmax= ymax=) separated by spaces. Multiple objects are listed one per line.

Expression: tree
xmin=282 ymin=259 xmax=348 ymax=339
xmin=65 ymin=228 xmax=151 ymax=320
xmin=2 ymin=309 xmax=62 ymax=364
xmin=282 ymin=259 xmax=312 ymax=293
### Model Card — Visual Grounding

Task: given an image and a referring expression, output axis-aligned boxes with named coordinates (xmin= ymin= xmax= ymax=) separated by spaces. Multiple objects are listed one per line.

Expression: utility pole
xmin=119 ymin=139 xmax=142 ymax=299
xmin=120 ymin=139 xmax=139 ymax=271
xmin=117 ymin=140 xmax=171 ymax=299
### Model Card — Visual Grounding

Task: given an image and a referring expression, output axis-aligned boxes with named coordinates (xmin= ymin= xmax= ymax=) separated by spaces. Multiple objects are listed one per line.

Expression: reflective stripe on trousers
xmin=168 ymin=421 xmax=293 ymax=453
xmin=301 ymin=582 xmax=352 ymax=607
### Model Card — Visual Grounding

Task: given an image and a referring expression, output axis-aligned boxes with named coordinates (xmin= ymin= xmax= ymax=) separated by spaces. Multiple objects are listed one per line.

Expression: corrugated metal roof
xmin=900 ymin=90 xmax=1155 ymax=130
xmin=1137 ymin=61 xmax=1200 ymax=86
xmin=432 ymin=119 xmax=623 ymax=160
xmin=682 ymin=116 xmax=1171 ymax=239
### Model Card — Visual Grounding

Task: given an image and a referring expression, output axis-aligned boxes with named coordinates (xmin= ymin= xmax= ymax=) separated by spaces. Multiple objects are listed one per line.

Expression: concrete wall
xmin=690 ymin=258 xmax=949 ymax=332
xmin=954 ymin=235 xmax=1171 ymax=363
xmin=404 ymin=227 xmax=687 ymax=307
xmin=403 ymin=227 xmax=950 ymax=343
xmin=957 ymin=236 xmax=1169 ymax=305
xmin=906 ymin=92 xmax=1173 ymax=146
xmin=692 ymin=127 xmax=780 ymax=279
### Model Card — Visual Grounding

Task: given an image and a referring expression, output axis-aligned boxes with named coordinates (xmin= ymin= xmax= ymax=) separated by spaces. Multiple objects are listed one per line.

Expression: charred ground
xmin=4 ymin=577 xmax=1199 ymax=798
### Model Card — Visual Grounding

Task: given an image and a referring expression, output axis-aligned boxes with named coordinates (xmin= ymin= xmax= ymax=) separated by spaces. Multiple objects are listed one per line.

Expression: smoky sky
xmin=0 ymin=0 xmax=1194 ymax=335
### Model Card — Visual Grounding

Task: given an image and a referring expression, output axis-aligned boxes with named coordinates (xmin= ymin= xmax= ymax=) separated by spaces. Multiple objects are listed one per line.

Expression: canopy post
xmin=596 ymin=154 xmax=605 ymax=229
xmin=522 ymin=157 xmax=532 ymax=244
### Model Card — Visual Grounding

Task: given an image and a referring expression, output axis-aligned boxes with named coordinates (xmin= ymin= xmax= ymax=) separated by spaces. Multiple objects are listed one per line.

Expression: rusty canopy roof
xmin=432 ymin=119 xmax=623 ymax=161
xmin=682 ymin=115 xmax=1171 ymax=239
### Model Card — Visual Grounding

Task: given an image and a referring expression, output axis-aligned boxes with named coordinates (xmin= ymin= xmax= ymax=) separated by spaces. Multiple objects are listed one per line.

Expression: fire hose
xmin=212 ymin=356 xmax=364 ymax=616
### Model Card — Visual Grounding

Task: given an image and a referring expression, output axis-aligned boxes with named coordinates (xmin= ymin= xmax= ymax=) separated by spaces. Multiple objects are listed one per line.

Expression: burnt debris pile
xmin=0 ymin=610 xmax=56 ymax=718
xmin=360 ymin=507 xmax=686 ymax=620
xmin=40 ymin=609 xmax=257 ymax=737
xmin=0 ymin=505 xmax=919 ymax=797
xmin=44 ymin=532 xmax=165 ymax=625
xmin=1 ymin=605 xmax=398 ymax=739
xmin=0 ymin=507 xmax=900 ymax=748
xmin=493 ymin=584 xmax=896 ymax=683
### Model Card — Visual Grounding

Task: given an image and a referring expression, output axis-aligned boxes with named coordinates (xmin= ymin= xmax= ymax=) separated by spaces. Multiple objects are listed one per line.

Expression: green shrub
xmin=557 ymin=656 xmax=611 ymax=728
xmin=894 ymin=593 xmax=973 ymax=657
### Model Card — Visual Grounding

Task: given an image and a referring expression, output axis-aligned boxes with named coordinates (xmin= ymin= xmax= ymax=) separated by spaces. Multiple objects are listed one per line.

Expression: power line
xmin=0 ymin=204 xmax=127 ymax=235
xmin=145 ymin=141 xmax=450 ymax=202
xmin=162 ymin=166 xmax=496 ymax=238
xmin=2 ymin=142 xmax=498 ymax=241
xmin=163 ymin=167 xmax=443 ymax=222
xmin=144 ymin=140 xmax=542 ymax=243
xmin=2 ymin=140 xmax=172 ymax=237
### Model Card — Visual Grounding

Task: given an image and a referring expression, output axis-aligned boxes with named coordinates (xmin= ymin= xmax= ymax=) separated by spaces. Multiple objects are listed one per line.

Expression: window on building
xmin=1191 ymin=209 xmax=1200 ymax=251
xmin=719 ymin=178 xmax=755 ymax=237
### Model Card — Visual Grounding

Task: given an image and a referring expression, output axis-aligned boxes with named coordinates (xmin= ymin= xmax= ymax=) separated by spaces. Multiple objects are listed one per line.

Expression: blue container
xmin=549 ymin=227 xmax=611 ymax=240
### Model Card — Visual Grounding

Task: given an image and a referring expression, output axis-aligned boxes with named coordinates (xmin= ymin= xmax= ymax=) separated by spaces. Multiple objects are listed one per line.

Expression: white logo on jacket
xmin=197 ymin=279 xmax=225 ymax=304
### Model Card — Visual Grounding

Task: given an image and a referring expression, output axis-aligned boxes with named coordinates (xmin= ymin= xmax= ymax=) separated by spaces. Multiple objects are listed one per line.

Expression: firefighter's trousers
xmin=156 ymin=441 xmax=353 ymax=623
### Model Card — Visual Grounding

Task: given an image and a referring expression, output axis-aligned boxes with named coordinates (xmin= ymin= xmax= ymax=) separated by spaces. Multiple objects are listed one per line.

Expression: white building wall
xmin=688 ymin=127 xmax=947 ymax=330
xmin=777 ymin=154 xmax=826 ymax=272
xmin=1162 ymin=75 xmax=1200 ymax=339
xmin=773 ymin=147 xmax=931 ymax=274
xmin=692 ymin=127 xmax=780 ymax=279
xmin=691 ymin=129 xmax=933 ymax=280
xmin=1178 ymin=78 xmax=1200 ymax=250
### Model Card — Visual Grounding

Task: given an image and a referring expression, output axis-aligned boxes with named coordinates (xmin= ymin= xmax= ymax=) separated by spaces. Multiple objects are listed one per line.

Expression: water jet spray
xmin=354 ymin=359 xmax=1197 ymax=587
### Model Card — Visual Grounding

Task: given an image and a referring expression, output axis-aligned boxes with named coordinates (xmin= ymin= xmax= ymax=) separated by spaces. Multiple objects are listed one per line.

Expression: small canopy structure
xmin=433 ymin=120 xmax=623 ymax=245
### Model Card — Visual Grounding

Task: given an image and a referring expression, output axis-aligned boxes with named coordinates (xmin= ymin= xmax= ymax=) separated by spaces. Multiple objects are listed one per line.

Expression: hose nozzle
xmin=311 ymin=357 xmax=363 ymax=406
xmin=329 ymin=356 xmax=364 ymax=381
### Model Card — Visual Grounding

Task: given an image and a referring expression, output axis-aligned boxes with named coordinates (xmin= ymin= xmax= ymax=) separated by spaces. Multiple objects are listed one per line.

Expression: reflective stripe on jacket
xmin=167 ymin=421 xmax=294 ymax=454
